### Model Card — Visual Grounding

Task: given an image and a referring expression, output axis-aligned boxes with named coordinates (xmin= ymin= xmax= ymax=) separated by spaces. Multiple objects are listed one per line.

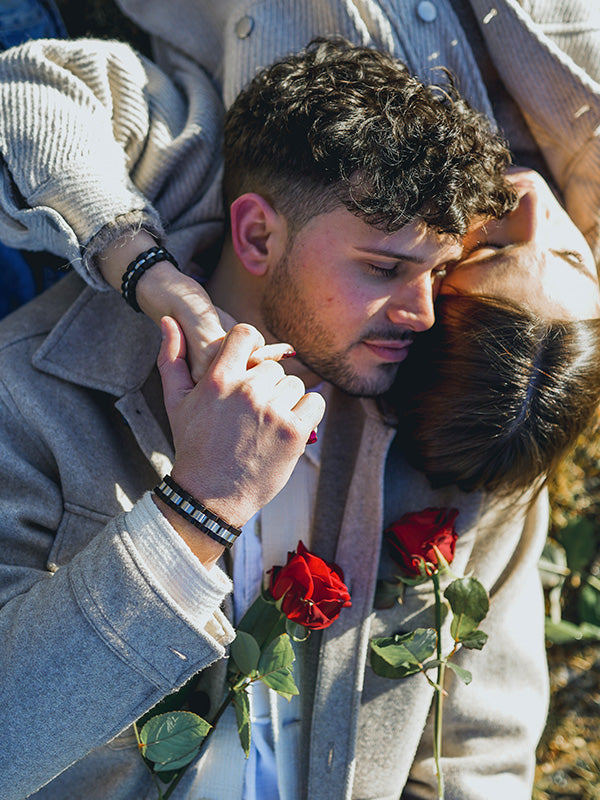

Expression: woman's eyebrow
xmin=550 ymin=248 xmax=592 ymax=277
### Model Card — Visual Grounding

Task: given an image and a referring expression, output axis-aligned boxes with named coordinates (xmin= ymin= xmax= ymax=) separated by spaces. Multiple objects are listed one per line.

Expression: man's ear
xmin=230 ymin=193 xmax=286 ymax=276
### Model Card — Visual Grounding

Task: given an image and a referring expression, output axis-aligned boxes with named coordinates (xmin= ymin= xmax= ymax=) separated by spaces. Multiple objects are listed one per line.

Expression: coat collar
xmin=32 ymin=276 xmax=161 ymax=396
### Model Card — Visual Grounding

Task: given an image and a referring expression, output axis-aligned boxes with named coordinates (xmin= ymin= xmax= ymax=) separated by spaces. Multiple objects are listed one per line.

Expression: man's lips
xmin=362 ymin=339 xmax=413 ymax=362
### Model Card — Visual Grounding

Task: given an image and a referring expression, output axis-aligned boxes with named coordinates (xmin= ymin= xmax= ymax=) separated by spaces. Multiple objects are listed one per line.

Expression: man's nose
xmin=489 ymin=188 xmax=537 ymax=245
xmin=386 ymin=277 xmax=435 ymax=332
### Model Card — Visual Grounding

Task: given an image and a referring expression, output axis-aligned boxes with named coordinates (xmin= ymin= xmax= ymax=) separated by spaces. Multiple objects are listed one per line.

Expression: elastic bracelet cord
xmin=154 ymin=475 xmax=242 ymax=549
xmin=121 ymin=246 xmax=180 ymax=312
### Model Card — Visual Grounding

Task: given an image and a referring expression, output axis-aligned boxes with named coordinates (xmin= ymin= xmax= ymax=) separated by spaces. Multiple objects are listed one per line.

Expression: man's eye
xmin=368 ymin=263 xmax=395 ymax=276
xmin=432 ymin=267 xmax=448 ymax=280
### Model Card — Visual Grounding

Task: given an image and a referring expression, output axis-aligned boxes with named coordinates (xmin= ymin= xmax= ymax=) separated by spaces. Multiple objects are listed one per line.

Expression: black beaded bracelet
xmin=154 ymin=475 xmax=242 ymax=549
xmin=121 ymin=246 xmax=180 ymax=312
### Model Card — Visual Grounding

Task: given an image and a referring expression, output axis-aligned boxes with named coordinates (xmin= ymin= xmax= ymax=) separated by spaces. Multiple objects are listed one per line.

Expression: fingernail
xmin=281 ymin=349 xmax=296 ymax=359
xmin=307 ymin=430 xmax=318 ymax=445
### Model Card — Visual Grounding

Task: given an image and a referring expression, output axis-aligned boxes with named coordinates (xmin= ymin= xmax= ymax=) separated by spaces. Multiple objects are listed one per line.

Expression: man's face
xmin=260 ymin=206 xmax=461 ymax=396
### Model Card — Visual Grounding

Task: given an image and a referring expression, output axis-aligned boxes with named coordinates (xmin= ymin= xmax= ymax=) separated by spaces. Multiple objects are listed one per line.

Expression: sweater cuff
xmin=29 ymin=171 xmax=163 ymax=290
xmin=81 ymin=212 xmax=166 ymax=289
xmin=126 ymin=492 xmax=233 ymax=632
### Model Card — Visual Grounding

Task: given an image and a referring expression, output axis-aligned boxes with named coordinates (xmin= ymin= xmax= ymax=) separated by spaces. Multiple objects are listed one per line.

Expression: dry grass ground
xmin=53 ymin=2 xmax=600 ymax=795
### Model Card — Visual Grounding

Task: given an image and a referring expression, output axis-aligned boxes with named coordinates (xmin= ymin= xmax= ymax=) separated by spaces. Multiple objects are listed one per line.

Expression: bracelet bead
xmin=121 ymin=246 xmax=180 ymax=312
xmin=154 ymin=475 xmax=242 ymax=549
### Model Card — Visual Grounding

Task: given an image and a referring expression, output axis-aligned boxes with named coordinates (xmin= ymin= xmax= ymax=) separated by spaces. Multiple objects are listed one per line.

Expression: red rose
xmin=384 ymin=508 xmax=459 ymax=576
xmin=268 ymin=541 xmax=352 ymax=630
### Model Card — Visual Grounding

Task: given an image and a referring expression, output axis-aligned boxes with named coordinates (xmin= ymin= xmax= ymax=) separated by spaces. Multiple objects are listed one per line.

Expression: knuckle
xmin=203 ymin=371 xmax=228 ymax=397
xmin=281 ymin=414 xmax=306 ymax=446
xmin=310 ymin=392 xmax=327 ymax=418
xmin=253 ymin=358 xmax=285 ymax=382
xmin=232 ymin=322 xmax=264 ymax=346
xmin=283 ymin=374 xmax=305 ymax=393
xmin=238 ymin=379 xmax=260 ymax=406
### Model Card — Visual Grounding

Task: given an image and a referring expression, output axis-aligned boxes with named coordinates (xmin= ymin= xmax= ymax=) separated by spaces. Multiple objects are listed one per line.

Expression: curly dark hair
xmin=391 ymin=294 xmax=600 ymax=495
xmin=223 ymin=37 xmax=517 ymax=236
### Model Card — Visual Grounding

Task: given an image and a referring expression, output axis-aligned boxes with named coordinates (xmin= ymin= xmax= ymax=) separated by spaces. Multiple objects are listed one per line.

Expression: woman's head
xmin=393 ymin=294 xmax=600 ymax=494
xmin=393 ymin=168 xmax=600 ymax=494
xmin=443 ymin=167 xmax=600 ymax=320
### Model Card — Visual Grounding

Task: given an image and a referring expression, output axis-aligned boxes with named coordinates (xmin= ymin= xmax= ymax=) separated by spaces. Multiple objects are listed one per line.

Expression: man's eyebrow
xmin=354 ymin=247 xmax=429 ymax=263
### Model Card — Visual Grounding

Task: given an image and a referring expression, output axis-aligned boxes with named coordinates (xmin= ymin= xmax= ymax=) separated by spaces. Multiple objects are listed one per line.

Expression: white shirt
xmin=232 ymin=417 xmax=323 ymax=800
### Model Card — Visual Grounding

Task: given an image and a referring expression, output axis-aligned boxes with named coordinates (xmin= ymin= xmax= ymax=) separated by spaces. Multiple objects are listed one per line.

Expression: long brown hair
xmin=391 ymin=294 xmax=600 ymax=494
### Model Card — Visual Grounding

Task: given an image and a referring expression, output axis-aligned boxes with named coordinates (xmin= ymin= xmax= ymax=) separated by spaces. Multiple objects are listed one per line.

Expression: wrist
xmin=138 ymin=266 xmax=227 ymax=344
xmin=169 ymin=468 xmax=251 ymax=529
xmin=97 ymin=230 xmax=159 ymax=291
xmin=152 ymin=494 xmax=226 ymax=568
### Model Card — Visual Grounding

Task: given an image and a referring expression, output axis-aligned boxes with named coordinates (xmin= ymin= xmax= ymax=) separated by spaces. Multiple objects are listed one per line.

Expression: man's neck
xmin=206 ymin=239 xmax=263 ymax=330
xmin=206 ymin=241 xmax=322 ymax=388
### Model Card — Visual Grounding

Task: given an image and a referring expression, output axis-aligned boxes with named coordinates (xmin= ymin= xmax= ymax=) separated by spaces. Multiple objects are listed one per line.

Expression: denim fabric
xmin=0 ymin=0 xmax=66 ymax=318
xmin=0 ymin=0 xmax=66 ymax=49
xmin=0 ymin=243 xmax=64 ymax=317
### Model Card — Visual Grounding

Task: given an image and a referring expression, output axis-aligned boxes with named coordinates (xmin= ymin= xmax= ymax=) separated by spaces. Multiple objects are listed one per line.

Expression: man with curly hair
xmin=0 ymin=37 xmax=547 ymax=800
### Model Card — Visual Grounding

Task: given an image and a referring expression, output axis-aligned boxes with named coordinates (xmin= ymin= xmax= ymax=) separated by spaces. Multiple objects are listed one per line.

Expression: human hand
xmin=136 ymin=261 xmax=228 ymax=378
xmin=98 ymin=231 xmax=294 ymax=379
xmin=156 ymin=317 xmax=325 ymax=561
xmin=136 ymin=263 xmax=297 ymax=378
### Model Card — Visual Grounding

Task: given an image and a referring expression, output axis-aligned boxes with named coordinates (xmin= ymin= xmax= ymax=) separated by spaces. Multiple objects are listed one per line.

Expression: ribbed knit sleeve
xmin=0 ymin=39 xmax=225 ymax=287
xmin=470 ymin=0 xmax=600 ymax=260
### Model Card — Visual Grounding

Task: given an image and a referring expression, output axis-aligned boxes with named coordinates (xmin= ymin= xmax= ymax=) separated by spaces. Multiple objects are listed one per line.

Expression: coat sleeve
xmin=0 ymin=38 xmax=225 ymax=288
xmin=469 ymin=0 xmax=600 ymax=262
xmin=0 ymin=376 xmax=234 ymax=800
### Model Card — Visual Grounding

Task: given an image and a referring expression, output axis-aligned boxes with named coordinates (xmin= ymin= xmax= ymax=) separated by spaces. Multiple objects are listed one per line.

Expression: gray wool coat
xmin=0 ymin=0 xmax=595 ymax=796
xmin=0 ymin=275 xmax=549 ymax=800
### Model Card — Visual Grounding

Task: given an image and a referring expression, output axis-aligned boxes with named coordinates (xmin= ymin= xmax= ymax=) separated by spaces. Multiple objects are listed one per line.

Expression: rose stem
xmin=431 ymin=570 xmax=445 ymax=800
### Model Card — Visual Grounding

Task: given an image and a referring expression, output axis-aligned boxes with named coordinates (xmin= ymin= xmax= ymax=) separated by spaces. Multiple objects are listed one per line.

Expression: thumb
xmin=157 ymin=316 xmax=195 ymax=413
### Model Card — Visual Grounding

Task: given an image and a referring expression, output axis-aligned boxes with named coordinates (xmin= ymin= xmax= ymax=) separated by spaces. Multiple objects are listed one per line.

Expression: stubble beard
xmin=259 ymin=252 xmax=400 ymax=398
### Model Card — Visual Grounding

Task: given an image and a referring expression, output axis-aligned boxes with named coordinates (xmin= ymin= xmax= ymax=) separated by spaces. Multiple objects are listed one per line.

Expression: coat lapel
xmin=304 ymin=392 xmax=396 ymax=800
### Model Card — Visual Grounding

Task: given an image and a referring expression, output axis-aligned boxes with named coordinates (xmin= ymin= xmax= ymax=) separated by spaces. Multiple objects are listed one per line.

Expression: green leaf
xmin=578 ymin=580 xmax=600 ymax=627
xmin=157 ymin=769 xmax=179 ymax=784
xmin=135 ymin=674 xmax=200 ymax=730
xmin=230 ymin=630 xmax=261 ymax=676
xmin=445 ymin=577 xmax=489 ymax=641
xmin=555 ymin=518 xmax=598 ymax=575
xmin=544 ymin=618 xmax=600 ymax=644
xmin=285 ymin=619 xmax=310 ymax=642
xmin=140 ymin=711 xmax=211 ymax=772
xmin=237 ymin=592 xmax=286 ymax=649
xmin=257 ymin=634 xmax=295 ymax=676
xmin=459 ymin=629 xmax=488 ymax=650
xmin=445 ymin=661 xmax=472 ymax=685
xmin=373 ymin=579 xmax=405 ymax=609
xmin=370 ymin=629 xmax=437 ymax=679
xmin=259 ymin=666 xmax=300 ymax=699
xmin=397 ymin=573 xmax=430 ymax=587
xmin=233 ymin=689 xmax=251 ymax=757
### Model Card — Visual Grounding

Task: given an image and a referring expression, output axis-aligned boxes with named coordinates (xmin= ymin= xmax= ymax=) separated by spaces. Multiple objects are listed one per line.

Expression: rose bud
xmin=385 ymin=507 xmax=459 ymax=576
xmin=268 ymin=540 xmax=351 ymax=630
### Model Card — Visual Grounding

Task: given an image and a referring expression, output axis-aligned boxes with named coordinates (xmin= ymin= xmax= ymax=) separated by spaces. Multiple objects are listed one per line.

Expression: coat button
xmin=235 ymin=15 xmax=254 ymax=39
xmin=417 ymin=1 xmax=437 ymax=22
